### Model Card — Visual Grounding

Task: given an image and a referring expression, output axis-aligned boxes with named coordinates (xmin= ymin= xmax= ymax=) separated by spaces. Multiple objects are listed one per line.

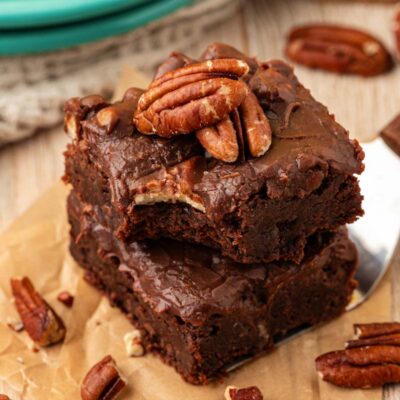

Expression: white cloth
xmin=0 ymin=0 xmax=239 ymax=145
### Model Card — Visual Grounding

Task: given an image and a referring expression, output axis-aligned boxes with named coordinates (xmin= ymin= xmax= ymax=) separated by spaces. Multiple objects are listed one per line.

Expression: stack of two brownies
xmin=64 ymin=43 xmax=364 ymax=384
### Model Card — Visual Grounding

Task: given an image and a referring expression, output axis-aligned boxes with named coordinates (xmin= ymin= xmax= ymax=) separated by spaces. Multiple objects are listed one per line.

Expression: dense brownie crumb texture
xmin=68 ymin=190 xmax=357 ymax=385
xmin=64 ymin=42 xmax=364 ymax=265
xmin=62 ymin=42 xmax=364 ymax=386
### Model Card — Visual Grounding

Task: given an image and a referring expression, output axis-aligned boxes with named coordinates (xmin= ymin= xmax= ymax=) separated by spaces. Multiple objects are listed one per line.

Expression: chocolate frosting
xmin=65 ymin=57 xmax=364 ymax=219
xmin=69 ymin=192 xmax=355 ymax=327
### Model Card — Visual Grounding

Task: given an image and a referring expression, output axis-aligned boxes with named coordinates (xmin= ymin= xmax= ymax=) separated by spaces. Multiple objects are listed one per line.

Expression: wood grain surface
xmin=1 ymin=0 xmax=399 ymax=398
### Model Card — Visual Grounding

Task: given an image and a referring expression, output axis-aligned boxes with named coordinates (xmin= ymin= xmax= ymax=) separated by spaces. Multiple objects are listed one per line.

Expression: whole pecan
xmin=316 ymin=321 xmax=400 ymax=388
xmin=224 ymin=385 xmax=263 ymax=400
xmin=133 ymin=58 xmax=249 ymax=137
xmin=10 ymin=277 xmax=66 ymax=347
xmin=81 ymin=355 xmax=126 ymax=400
xmin=196 ymin=90 xmax=272 ymax=162
xmin=285 ymin=24 xmax=393 ymax=77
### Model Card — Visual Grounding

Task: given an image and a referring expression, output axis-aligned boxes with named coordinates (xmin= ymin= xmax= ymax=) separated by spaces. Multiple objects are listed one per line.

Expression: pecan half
xmin=133 ymin=59 xmax=249 ymax=137
xmin=201 ymin=42 xmax=259 ymax=80
xmin=10 ymin=277 xmax=66 ymax=347
xmin=316 ymin=321 xmax=400 ymax=388
xmin=196 ymin=90 xmax=271 ymax=162
xmin=285 ymin=24 xmax=393 ymax=76
xmin=81 ymin=355 xmax=126 ymax=400
xmin=354 ymin=322 xmax=400 ymax=339
xmin=316 ymin=346 xmax=400 ymax=388
xmin=154 ymin=52 xmax=195 ymax=79
xmin=224 ymin=385 xmax=263 ymax=400
xmin=395 ymin=5 xmax=400 ymax=59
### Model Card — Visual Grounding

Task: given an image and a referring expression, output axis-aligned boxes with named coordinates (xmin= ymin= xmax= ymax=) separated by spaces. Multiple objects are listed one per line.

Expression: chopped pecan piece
xmin=224 ymin=385 xmax=263 ymax=400
xmin=123 ymin=330 xmax=144 ymax=357
xmin=64 ymin=95 xmax=108 ymax=141
xmin=285 ymin=24 xmax=393 ymax=76
xmin=316 ymin=321 xmax=400 ymax=388
xmin=57 ymin=291 xmax=74 ymax=308
xmin=10 ymin=277 xmax=66 ymax=347
xmin=81 ymin=355 xmax=126 ymax=400
xmin=196 ymin=90 xmax=271 ymax=162
xmin=133 ymin=59 xmax=249 ymax=137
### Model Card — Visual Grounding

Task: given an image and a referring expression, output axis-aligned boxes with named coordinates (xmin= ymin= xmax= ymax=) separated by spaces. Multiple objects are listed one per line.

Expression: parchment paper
xmin=0 ymin=66 xmax=392 ymax=400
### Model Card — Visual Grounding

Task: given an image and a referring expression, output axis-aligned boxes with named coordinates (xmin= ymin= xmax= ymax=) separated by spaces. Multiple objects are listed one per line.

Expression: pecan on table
xmin=81 ymin=355 xmax=126 ymax=400
xmin=10 ymin=277 xmax=66 ymax=347
xmin=133 ymin=58 xmax=249 ymax=137
xmin=224 ymin=385 xmax=263 ymax=400
xmin=316 ymin=321 xmax=400 ymax=388
xmin=285 ymin=24 xmax=393 ymax=76
xmin=395 ymin=5 xmax=400 ymax=59
xmin=196 ymin=90 xmax=272 ymax=162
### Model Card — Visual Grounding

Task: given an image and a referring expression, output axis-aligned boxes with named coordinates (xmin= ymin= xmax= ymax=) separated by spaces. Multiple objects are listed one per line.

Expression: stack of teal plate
xmin=0 ymin=0 xmax=193 ymax=55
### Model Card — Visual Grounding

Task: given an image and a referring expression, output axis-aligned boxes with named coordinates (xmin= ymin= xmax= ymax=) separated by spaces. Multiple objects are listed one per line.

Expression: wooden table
xmin=1 ymin=0 xmax=399 ymax=398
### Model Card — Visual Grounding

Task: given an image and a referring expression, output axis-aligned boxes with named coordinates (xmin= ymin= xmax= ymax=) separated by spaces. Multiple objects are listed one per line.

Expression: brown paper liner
xmin=0 ymin=67 xmax=391 ymax=399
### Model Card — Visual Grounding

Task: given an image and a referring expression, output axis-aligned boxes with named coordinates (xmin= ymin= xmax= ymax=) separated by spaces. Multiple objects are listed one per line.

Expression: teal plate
xmin=0 ymin=0 xmax=152 ymax=29
xmin=0 ymin=0 xmax=192 ymax=55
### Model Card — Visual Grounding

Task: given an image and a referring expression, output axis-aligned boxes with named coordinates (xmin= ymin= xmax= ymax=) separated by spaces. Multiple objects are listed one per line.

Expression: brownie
xmin=67 ymin=191 xmax=357 ymax=384
xmin=64 ymin=48 xmax=364 ymax=265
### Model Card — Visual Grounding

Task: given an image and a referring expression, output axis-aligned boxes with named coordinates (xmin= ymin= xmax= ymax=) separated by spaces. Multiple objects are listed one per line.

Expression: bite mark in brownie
xmin=68 ymin=191 xmax=357 ymax=384
xmin=64 ymin=44 xmax=364 ymax=265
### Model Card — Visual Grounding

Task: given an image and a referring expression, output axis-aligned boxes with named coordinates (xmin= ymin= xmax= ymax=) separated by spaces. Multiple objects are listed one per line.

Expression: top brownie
xmin=64 ymin=43 xmax=364 ymax=264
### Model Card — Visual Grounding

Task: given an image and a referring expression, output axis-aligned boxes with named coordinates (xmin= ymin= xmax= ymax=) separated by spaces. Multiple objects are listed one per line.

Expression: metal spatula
xmin=227 ymin=137 xmax=400 ymax=370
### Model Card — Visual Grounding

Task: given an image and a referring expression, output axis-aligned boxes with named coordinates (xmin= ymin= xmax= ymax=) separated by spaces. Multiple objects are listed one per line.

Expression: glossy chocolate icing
xmin=66 ymin=56 xmax=363 ymax=219
xmin=70 ymin=191 xmax=355 ymax=327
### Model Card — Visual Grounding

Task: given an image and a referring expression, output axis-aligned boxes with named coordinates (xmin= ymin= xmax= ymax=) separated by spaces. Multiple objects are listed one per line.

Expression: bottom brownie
xmin=67 ymin=191 xmax=358 ymax=384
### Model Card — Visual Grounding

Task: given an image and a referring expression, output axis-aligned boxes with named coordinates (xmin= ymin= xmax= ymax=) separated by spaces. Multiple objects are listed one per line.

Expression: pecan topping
xmin=81 ymin=355 xmax=126 ymax=400
xmin=133 ymin=59 xmax=249 ymax=137
xmin=196 ymin=90 xmax=271 ymax=162
xmin=154 ymin=52 xmax=195 ymax=80
xmin=285 ymin=24 xmax=393 ymax=76
xmin=316 ymin=321 xmax=400 ymax=388
xmin=10 ymin=277 xmax=66 ymax=347
xmin=224 ymin=385 xmax=263 ymax=400
xmin=201 ymin=42 xmax=259 ymax=80
xmin=57 ymin=291 xmax=74 ymax=308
